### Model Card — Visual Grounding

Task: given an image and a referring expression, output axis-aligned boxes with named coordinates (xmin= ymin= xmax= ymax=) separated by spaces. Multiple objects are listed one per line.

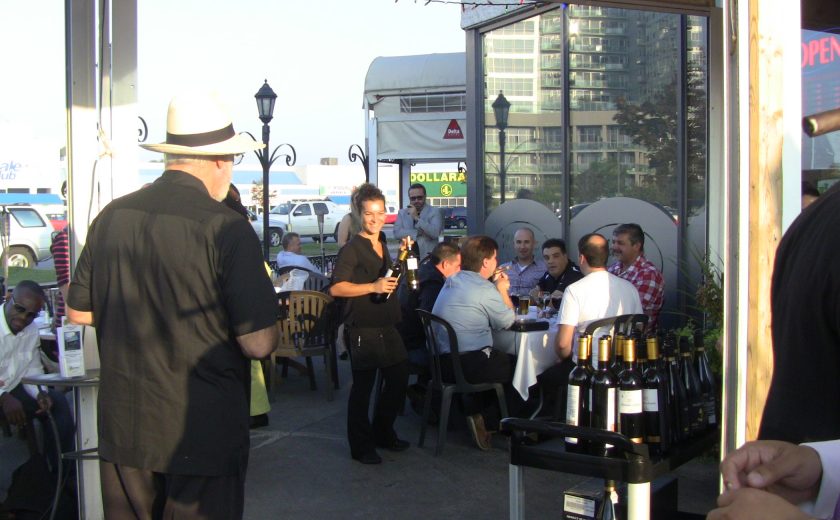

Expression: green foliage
xmin=5 ymin=267 xmax=58 ymax=285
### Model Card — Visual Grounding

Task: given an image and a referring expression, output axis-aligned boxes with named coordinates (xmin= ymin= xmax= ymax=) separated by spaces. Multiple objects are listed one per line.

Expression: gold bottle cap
xmin=646 ymin=337 xmax=659 ymax=360
xmin=577 ymin=335 xmax=590 ymax=360
xmin=623 ymin=338 xmax=636 ymax=362
xmin=598 ymin=337 xmax=610 ymax=363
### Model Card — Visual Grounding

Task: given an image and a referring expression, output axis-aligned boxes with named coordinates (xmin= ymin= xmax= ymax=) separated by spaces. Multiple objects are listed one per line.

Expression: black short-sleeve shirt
xmin=759 ymin=182 xmax=840 ymax=443
xmin=332 ymin=233 xmax=400 ymax=327
xmin=67 ymin=170 xmax=278 ymax=475
xmin=537 ymin=261 xmax=584 ymax=308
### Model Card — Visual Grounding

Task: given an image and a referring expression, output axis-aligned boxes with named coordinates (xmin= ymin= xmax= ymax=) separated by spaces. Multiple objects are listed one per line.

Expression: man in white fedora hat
xmin=67 ymin=91 xmax=278 ymax=519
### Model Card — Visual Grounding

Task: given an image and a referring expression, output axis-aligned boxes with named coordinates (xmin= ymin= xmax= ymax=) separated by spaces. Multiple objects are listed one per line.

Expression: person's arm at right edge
xmin=708 ymin=439 xmax=826 ymax=520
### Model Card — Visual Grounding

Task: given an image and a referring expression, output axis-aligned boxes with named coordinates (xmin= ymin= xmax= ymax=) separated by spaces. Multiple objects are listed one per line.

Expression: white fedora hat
xmin=140 ymin=91 xmax=265 ymax=156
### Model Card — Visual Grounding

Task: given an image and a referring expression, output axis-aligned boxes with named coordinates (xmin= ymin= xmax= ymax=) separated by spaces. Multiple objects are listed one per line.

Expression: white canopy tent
xmin=363 ymin=52 xmax=466 ymax=186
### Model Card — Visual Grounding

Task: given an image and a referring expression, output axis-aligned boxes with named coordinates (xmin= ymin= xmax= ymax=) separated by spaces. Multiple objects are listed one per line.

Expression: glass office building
xmin=466 ymin=4 xmax=709 ymax=327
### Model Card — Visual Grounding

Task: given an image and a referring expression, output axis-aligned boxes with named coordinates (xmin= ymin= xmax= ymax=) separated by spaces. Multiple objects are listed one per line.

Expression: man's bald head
xmin=578 ymin=233 xmax=609 ymax=272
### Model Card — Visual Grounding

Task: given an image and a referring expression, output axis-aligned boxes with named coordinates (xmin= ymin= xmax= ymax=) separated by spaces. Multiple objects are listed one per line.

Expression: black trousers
xmin=100 ymin=460 xmax=246 ymax=520
xmin=440 ymin=348 xmax=518 ymax=428
xmin=3 ymin=385 xmax=76 ymax=469
xmin=347 ymin=361 xmax=409 ymax=457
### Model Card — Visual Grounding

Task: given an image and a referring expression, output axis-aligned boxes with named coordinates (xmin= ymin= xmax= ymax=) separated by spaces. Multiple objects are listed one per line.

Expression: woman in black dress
xmin=330 ymin=183 xmax=410 ymax=464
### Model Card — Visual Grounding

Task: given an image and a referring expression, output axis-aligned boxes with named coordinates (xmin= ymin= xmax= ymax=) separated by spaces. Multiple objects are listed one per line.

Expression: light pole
xmin=249 ymin=80 xmax=297 ymax=261
xmin=492 ymin=91 xmax=510 ymax=204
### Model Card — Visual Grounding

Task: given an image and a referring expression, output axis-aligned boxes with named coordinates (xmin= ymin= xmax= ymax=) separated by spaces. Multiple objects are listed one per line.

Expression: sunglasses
xmin=409 ymin=196 xmax=425 ymax=201
xmin=9 ymin=295 xmax=41 ymax=319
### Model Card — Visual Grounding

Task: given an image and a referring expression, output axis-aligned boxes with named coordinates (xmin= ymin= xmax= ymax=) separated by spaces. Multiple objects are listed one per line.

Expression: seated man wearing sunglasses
xmin=0 ymin=280 xmax=76 ymax=467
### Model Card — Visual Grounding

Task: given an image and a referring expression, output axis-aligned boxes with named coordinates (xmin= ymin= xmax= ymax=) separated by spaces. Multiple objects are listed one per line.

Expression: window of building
xmin=400 ymin=93 xmax=466 ymax=113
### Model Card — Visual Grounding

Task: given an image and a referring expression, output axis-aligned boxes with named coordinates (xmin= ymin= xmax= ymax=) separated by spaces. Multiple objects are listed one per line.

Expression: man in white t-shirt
xmin=536 ymin=233 xmax=642 ymax=417
xmin=555 ymin=233 xmax=643 ymax=361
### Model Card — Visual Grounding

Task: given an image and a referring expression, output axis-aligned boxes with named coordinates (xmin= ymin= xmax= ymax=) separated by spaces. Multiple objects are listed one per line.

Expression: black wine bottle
xmin=643 ymin=336 xmax=670 ymax=455
xmin=633 ymin=330 xmax=647 ymax=373
xmin=608 ymin=334 xmax=624 ymax=376
xmin=679 ymin=336 xmax=705 ymax=436
xmin=590 ymin=337 xmax=617 ymax=456
xmin=693 ymin=330 xmax=717 ymax=430
xmin=665 ymin=334 xmax=690 ymax=443
xmin=405 ymin=247 xmax=420 ymax=291
xmin=372 ymin=249 xmax=409 ymax=303
xmin=565 ymin=336 xmax=592 ymax=452
xmin=618 ymin=337 xmax=644 ymax=444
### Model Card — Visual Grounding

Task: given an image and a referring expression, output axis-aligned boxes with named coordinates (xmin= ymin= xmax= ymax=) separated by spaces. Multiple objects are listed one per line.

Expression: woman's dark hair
xmin=355 ymin=183 xmax=386 ymax=208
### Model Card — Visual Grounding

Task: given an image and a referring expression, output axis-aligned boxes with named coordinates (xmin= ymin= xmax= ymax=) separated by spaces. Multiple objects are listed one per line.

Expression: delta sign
xmin=410 ymin=171 xmax=467 ymax=198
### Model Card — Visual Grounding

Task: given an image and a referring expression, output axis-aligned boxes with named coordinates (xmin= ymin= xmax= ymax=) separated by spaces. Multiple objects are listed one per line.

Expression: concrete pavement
xmin=244 ymin=357 xmax=718 ymax=519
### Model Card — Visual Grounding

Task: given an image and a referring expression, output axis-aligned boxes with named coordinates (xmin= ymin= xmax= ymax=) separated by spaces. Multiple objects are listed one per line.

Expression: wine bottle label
xmin=566 ymin=385 xmax=580 ymax=444
xmin=643 ymin=389 xmax=659 ymax=412
xmin=564 ymin=495 xmax=595 ymax=517
xmin=384 ymin=268 xmax=394 ymax=277
xmin=705 ymin=402 xmax=717 ymax=425
xmin=406 ymin=257 xmax=418 ymax=270
xmin=606 ymin=388 xmax=616 ymax=448
xmin=619 ymin=389 xmax=642 ymax=414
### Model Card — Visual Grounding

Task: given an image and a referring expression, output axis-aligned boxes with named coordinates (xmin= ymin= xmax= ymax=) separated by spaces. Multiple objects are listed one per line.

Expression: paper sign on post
xmin=57 ymin=323 xmax=85 ymax=377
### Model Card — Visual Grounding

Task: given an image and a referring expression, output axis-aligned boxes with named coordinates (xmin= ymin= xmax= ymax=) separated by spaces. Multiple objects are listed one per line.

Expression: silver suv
xmin=1 ymin=205 xmax=54 ymax=267
xmin=252 ymin=199 xmax=344 ymax=246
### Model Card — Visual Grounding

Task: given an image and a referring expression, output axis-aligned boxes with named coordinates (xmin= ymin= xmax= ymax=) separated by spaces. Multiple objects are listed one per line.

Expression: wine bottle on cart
xmin=590 ymin=337 xmax=617 ymax=456
xmin=665 ymin=334 xmax=690 ymax=443
xmin=618 ymin=337 xmax=644 ymax=444
xmin=565 ymin=335 xmax=593 ymax=452
xmin=608 ymin=334 xmax=624 ymax=376
xmin=643 ymin=336 xmax=670 ymax=455
xmin=679 ymin=335 xmax=706 ymax=436
xmin=372 ymin=248 xmax=409 ymax=303
xmin=693 ymin=330 xmax=717 ymax=429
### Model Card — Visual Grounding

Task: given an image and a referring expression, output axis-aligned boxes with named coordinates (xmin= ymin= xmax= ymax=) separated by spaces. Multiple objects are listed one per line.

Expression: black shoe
xmin=249 ymin=414 xmax=269 ymax=429
xmin=352 ymin=451 xmax=382 ymax=464
xmin=376 ymin=438 xmax=410 ymax=452
xmin=339 ymin=351 xmax=349 ymax=361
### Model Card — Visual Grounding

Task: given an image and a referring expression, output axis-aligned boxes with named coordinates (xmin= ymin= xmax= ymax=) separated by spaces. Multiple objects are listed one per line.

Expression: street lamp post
xmin=250 ymin=80 xmax=297 ymax=261
xmin=492 ymin=91 xmax=510 ymax=204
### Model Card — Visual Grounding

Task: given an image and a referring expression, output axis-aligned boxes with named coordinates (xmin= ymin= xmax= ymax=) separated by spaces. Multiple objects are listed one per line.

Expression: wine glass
xmin=541 ymin=291 xmax=553 ymax=314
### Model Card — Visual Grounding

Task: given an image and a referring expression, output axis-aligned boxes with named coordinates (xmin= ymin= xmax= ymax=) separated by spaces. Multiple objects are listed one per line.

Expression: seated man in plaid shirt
xmin=607 ymin=223 xmax=664 ymax=331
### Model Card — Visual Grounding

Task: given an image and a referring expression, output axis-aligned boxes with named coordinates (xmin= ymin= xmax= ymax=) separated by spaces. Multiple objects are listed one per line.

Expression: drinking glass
xmin=517 ymin=294 xmax=530 ymax=315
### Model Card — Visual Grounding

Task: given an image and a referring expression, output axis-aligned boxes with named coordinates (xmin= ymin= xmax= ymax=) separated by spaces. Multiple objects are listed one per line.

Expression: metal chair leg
xmin=509 ymin=463 xmax=525 ymax=520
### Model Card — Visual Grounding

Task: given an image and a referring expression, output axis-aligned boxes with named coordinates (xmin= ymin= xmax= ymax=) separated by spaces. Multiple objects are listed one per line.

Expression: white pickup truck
xmin=251 ymin=199 xmax=345 ymax=246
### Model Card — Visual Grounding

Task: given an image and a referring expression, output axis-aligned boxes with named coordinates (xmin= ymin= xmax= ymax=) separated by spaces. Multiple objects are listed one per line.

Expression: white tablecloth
xmin=493 ymin=316 xmax=559 ymax=400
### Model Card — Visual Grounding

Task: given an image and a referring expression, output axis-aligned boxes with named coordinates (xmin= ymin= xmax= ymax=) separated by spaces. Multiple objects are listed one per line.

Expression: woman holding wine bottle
xmin=330 ymin=183 xmax=411 ymax=465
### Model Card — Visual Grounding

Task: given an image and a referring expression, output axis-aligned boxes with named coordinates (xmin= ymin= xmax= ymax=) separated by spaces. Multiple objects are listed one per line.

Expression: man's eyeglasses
xmin=232 ymin=154 xmax=244 ymax=166
xmin=9 ymin=295 xmax=41 ymax=319
xmin=409 ymin=196 xmax=425 ymax=201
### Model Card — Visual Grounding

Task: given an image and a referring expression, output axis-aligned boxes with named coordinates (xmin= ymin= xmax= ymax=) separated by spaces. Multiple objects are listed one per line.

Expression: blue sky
xmin=1 ymin=0 xmax=465 ymax=169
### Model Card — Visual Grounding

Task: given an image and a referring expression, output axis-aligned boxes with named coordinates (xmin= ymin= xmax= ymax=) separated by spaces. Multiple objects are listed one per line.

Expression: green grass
xmin=4 ymin=266 xmax=58 ymax=286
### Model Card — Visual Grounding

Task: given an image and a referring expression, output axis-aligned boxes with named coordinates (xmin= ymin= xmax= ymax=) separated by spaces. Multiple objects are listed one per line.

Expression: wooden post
xmin=745 ymin=0 xmax=785 ymax=441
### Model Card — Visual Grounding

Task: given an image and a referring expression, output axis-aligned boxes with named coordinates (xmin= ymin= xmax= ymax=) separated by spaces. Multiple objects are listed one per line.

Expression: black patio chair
xmin=416 ymin=309 xmax=508 ymax=455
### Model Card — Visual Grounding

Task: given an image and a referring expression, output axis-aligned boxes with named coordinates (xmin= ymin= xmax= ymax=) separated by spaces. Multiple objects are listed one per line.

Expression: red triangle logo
xmin=443 ymin=119 xmax=464 ymax=140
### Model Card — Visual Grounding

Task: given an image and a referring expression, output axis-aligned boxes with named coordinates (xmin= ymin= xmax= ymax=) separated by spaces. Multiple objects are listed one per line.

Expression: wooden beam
xmin=745 ymin=0 xmax=784 ymax=441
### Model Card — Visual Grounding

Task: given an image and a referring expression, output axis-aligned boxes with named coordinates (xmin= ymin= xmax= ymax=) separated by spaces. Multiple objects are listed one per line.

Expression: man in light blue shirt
xmin=432 ymin=235 xmax=515 ymax=450
xmin=275 ymin=232 xmax=319 ymax=272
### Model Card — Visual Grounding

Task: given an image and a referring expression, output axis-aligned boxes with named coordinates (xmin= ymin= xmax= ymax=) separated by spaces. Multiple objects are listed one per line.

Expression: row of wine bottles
xmin=565 ymin=330 xmax=717 ymax=457
xmin=373 ymin=246 xmax=420 ymax=302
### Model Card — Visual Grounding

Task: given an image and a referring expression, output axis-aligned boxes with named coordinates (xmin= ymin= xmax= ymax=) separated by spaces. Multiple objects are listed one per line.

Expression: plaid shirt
xmin=501 ymin=258 xmax=546 ymax=296
xmin=608 ymin=255 xmax=664 ymax=329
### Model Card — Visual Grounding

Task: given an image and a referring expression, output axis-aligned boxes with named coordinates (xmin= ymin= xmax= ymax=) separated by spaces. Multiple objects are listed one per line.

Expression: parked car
xmin=443 ymin=206 xmax=467 ymax=229
xmin=384 ymin=205 xmax=398 ymax=225
xmin=251 ymin=199 xmax=344 ymax=246
xmin=0 ymin=205 xmax=54 ymax=268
